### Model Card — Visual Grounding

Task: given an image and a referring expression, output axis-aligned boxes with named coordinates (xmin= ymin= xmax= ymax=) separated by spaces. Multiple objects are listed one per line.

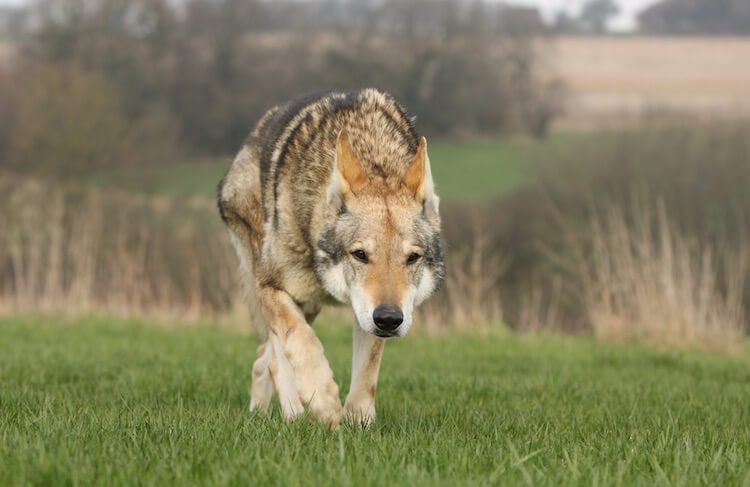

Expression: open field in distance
xmin=552 ymin=36 xmax=750 ymax=126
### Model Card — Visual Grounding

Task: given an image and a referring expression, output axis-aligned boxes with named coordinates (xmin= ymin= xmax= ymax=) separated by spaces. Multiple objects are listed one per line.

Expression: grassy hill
xmin=2 ymin=316 xmax=749 ymax=485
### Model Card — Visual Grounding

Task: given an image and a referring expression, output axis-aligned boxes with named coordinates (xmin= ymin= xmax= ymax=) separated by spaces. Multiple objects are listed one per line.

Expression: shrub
xmin=7 ymin=66 xmax=125 ymax=177
xmin=438 ymin=123 xmax=750 ymax=348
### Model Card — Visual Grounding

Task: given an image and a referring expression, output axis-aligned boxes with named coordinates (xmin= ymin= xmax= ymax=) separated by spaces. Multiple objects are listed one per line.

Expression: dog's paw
xmin=305 ymin=383 xmax=343 ymax=429
xmin=279 ymin=397 xmax=305 ymax=421
xmin=343 ymin=400 xmax=376 ymax=428
xmin=249 ymin=396 xmax=270 ymax=414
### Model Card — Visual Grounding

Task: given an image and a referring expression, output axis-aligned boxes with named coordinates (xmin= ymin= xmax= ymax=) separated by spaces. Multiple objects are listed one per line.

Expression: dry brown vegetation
xmin=437 ymin=123 xmax=750 ymax=350
xmin=583 ymin=202 xmax=747 ymax=352
xmin=421 ymin=227 xmax=505 ymax=330
xmin=0 ymin=177 xmax=238 ymax=321
xmin=0 ymin=173 xmax=509 ymax=332
xmin=1 ymin=123 xmax=749 ymax=352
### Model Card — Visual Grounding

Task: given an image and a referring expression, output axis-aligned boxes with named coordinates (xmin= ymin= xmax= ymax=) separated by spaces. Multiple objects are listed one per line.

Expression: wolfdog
xmin=217 ymin=88 xmax=444 ymax=427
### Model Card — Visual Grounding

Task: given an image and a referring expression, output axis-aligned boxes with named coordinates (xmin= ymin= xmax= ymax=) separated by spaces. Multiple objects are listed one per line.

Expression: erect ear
xmin=404 ymin=137 xmax=440 ymax=224
xmin=403 ymin=137 xmax=426 ymax=199
xmin=333 ymin=130 xmax=367 ymax=196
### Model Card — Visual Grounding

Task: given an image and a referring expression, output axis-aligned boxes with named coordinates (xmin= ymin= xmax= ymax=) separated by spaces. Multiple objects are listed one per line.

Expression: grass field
xmin=2 ymin=316 xmax=749 ymax=485
xmin=85 ymin=133 xmax=585 ymax=202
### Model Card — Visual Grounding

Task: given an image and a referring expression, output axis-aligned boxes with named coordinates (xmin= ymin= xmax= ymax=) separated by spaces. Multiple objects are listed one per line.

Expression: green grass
xmin=85 ymin=157 xmax=231 ymax=199
xmin=427 ymin=135 xmax=576 ymax=201
xmin=86 ymin=133 xmax=586 ymax=202
xmin=2 ymin=316 xmax=749 ymax=486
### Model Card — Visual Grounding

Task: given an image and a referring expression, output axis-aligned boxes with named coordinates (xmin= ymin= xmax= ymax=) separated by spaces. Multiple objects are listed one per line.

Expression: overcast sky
xmin=0 ymin=0 xmax=662 ymax=32
xmin=506 ymin=0 xmax=661 ymax=31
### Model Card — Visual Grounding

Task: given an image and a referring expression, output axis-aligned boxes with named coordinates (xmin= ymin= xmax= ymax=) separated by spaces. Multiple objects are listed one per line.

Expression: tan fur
xmin=403 ymin=137 xmax=427 ymax=199
xmin=218 ymin=89 xmax=444 ymax=427
xmin=336 ymin=130 xmax=368 ymax=193
xmin=344 ymin=327 xmax=384 ymax=426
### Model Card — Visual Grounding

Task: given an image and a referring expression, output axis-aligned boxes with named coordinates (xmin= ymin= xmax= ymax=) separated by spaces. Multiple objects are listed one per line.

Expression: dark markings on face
xmin=317 ymin=225 xmax=345 ymax=264
xmin=428 ymin=234 xmax=446 ymax=290
xmin=412 ymin=212 xmax=446 ymax=290
xmin=410 ymin=214 xmax=433 ymax=252
xmin=314 ymin=210 xmax=363 ymax=290
xmin=314 ymin=196 xmax=444 ymax=304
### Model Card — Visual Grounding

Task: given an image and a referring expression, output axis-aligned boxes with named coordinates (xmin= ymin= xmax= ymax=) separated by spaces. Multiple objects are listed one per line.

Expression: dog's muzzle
xmin=372 ymin=305 xmax=403 ymax=337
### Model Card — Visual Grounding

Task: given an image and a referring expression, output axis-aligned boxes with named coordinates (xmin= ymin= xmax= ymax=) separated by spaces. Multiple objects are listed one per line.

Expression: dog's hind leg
xmin=267 ymin=334 xmax=305 ymax=420
xmin=225 ymin=232 xmax=286 ymax=415
xmin=247 ymin=294 xmax=304 ymax=419
xmin=220 ymin=145 xmax=304 ymax=417
xmin=249 ymin=342 xmax=274 ymax=413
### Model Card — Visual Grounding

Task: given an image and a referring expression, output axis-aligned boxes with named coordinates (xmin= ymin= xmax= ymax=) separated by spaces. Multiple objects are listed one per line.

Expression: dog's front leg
xmin=256 ymin=284 xmax=342 ymax=427
xmin=344 ymin=325 xmax=385 ymax=426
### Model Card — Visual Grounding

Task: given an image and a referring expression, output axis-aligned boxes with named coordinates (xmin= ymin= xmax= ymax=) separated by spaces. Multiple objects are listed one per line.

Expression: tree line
xmin=0 ymin=0 xmax=562 ymax=176
xmin=640 ymin=0 xmax=750 ymax=35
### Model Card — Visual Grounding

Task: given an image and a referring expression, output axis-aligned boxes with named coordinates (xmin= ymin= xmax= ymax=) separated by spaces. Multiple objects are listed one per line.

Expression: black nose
xmin=373 ymin=305 xmax=403 ymax=333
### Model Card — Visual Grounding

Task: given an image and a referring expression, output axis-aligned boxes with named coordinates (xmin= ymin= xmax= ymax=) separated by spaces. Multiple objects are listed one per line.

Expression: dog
xmin=217 ymin=88 xmax=444 ymax=427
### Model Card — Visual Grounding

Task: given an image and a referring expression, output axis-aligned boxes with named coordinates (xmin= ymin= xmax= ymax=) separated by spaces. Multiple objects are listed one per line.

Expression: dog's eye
xmin=350 ymin=249 xmax=369 ymax=263
xmin=406 ymin=252 xmax=422 ymax=265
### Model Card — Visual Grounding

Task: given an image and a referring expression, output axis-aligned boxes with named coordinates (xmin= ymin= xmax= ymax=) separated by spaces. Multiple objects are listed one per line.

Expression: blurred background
xmin=0 ymin=0 xmax=748 ymax=352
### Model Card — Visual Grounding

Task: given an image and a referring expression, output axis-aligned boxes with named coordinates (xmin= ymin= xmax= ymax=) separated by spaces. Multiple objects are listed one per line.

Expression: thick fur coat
xmin=218 ymin=88 xmax=444 ymax=426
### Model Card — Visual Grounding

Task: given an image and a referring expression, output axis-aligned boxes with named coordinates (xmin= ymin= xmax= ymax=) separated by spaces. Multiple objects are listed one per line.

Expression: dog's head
xmin=315 ymin=130 xmax=445 ymax=337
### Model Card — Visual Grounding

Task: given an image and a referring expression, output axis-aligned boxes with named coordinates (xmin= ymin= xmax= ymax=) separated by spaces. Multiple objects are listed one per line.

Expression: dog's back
xmin=218 ymin=88 xmax=421 ymax=261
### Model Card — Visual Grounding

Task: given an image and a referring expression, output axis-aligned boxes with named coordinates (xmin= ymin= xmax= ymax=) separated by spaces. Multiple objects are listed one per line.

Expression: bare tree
xmin=579 ymin=0 xmax=619 ymax=34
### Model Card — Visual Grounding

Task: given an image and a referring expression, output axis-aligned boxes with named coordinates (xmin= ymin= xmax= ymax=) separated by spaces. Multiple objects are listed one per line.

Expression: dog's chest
xmin=279 ymin=260 xmax=327 ymax=304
